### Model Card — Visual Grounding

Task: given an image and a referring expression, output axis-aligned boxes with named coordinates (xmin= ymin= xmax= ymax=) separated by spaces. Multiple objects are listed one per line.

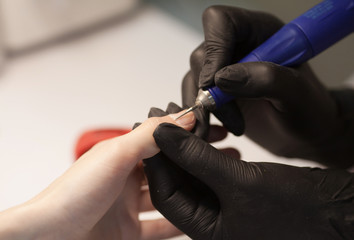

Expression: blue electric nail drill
xmin=176 ymin=0 xmax=354 ymax=120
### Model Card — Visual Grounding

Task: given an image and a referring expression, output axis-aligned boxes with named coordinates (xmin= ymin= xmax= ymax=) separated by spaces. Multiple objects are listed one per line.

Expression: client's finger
xmin=122 ymin=110 xmax=196 ymax=160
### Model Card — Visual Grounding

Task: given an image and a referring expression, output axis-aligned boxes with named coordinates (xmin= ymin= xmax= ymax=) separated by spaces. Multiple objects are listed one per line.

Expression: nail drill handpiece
xmin=175 ymin=90 xmax=216 ymax=120
xmin=175 ymin=0 xmax=354 ymax=120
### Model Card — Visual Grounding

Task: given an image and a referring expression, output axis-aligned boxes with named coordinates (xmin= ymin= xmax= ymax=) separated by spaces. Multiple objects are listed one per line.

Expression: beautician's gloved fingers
xmin=150 ymin=123 xmax=354 ymax=239
xmin=166 ymin=102 xmax=183 ymax=114
xmin=214 ymin=62 xmax=336 ymax=112
xmin=143 ymin=151 xmax=216 ymax=216
xmin=148 ymin=107 xmax=168 ymax=118
xmin=152 ymin=124 xmax=249 ymax=192
xmin=214 ymin=61 xmax=346 ymax=158
xmin=148 ymin=103 xmax=183 ymax=120
xmin=147 ymin=123 xmax=249 ymax=239
xmin=183 ymin=68 xmax=244 ymax=136
xmin=144 ymin=104 xmax=222 ymax=231
xmin=145 ymin=102 xmax=208 ymax=201
xmin=143 ymin=150 xmax=218 ymax=240
xmin=182 ymin=7 xmax=283 ymax=136
xmin=139 ymin=102 xmax=182 ymax=129
xmin=213 ymin=102 xmax=245 ymax=136
xmin=182 ymin=71 xmax=209 ymax=139
xmin=214 ymin=62 xmax=298 ymax=102
xmin=199 ymin=6 xmax=283 ymax=88
xmin=215 ymin=62 xmax=335 ymax=119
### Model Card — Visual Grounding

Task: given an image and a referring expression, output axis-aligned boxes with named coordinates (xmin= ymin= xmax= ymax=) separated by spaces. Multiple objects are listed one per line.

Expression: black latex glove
xmin=147 ymin=102 xmax=240 ymax=157
xmin=182 ymin=5 xmax=283 ymax=137
xmin=144 ymin=123 xmax=354 ymax=240
xmin=183 ymin=5 xmax=354 ymax=167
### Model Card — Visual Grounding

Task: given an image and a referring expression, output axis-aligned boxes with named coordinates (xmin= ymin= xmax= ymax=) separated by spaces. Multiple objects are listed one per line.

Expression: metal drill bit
xmin=174 ymin=89 xmax=218 ymax=120
xmin=175 ymin=104 xmax=199 ymax=120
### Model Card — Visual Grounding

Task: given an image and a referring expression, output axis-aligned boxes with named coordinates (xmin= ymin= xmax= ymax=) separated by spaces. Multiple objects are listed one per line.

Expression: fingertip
xmin=126 ymin=109 xmax=196 ymax=160
xmin=168 ymin=111 xmax=196 ymax=131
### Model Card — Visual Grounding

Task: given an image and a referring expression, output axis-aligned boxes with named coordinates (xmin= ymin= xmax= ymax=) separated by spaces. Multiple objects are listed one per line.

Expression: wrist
xmin=0 ymin=203 xmax=52 ymax=240
xmin=0 ymin=206 xmax=24 ymax=239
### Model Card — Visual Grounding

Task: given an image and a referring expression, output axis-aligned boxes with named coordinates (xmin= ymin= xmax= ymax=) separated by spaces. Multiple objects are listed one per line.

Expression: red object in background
xmin=74 ymin=128 xmax=131 ymax=160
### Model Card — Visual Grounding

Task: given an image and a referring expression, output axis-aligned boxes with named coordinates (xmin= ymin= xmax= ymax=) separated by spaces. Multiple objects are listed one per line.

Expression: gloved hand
xmin=148 ymin=102 xmax=240 ymax=158
xmin=0 ymin=109 xmax=195 ymax=240
xmin=182 ymin=5 xmax=283 ymax=137
xmin=144 ymin=123 xmax=354 ymax=240
xmin=182 ymin=5 xmax=354 ymax=167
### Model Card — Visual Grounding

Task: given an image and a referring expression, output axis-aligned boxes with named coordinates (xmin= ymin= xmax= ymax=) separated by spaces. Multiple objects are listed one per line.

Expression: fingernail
xmin=169 ymin=111 xmax=195 ymax=127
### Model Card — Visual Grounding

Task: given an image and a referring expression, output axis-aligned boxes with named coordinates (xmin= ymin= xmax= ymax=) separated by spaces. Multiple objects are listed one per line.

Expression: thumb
xmin=215 ymin=62 xmax=299 ymax=102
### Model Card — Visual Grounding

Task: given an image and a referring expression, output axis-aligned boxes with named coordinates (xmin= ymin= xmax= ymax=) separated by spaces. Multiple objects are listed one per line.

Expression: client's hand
xmin=0 ymin=108 xmax=196 ymax=240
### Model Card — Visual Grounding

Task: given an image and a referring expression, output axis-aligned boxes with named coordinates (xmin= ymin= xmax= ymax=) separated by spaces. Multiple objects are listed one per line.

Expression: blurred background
xmin=0 ymin=0 xmax=353 ymax=85
xmin=0 ymin=0 xmax=352 ymax=239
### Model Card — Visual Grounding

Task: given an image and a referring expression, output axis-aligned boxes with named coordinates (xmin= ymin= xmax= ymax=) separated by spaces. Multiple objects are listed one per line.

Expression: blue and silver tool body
xmin=175 ymin=0 xmax=354 ymax=119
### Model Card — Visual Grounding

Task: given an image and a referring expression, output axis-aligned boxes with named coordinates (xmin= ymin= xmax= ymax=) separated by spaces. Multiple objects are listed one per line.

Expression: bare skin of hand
xmin=0 ymin=110 xmax=196 ymax=240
